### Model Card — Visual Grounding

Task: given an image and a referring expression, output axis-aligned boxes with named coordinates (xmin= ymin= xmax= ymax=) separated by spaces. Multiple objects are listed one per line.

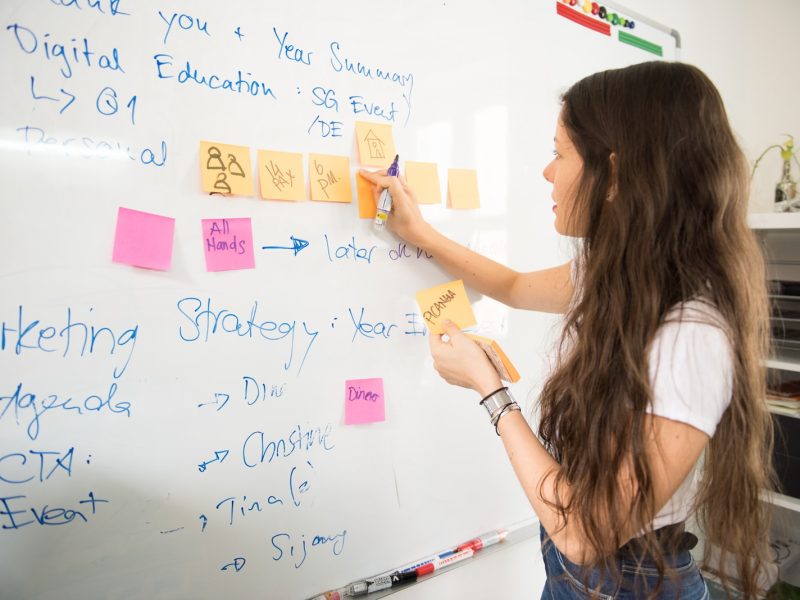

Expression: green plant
xmin=751 ymin=134 xmax=800 ymax=178
xmin=751 ymin=134 xmax=800 ymax=210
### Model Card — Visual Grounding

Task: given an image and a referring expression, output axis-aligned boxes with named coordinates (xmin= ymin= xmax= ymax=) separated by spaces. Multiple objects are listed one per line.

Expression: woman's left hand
xmin=429 ymin=320 xmax=503 ymax=396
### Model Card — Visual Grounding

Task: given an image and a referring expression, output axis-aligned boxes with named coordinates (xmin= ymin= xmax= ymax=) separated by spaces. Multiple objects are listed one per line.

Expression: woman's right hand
xmin=358 ymin=168 xmax=434 ymax=248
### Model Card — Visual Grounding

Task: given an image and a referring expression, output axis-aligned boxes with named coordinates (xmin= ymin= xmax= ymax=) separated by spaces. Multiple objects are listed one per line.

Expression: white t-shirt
xmin=564 ymin=260 xmax=733 ymax=528
xmin=647 ymin=300 xmax=733 ymax=528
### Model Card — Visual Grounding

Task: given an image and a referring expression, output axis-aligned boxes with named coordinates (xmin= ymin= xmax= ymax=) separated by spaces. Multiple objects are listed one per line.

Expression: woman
xmin=360 ymin=62 xmax=774 ymax=599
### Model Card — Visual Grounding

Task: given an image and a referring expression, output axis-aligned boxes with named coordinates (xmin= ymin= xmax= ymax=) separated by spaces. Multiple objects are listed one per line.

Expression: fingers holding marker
xmin=398 ymin=173 xmax=412 ymax=193
xmin=359 ymin=168 xmax=401 ymax=210
xmin=359 ymin=165 xmax=429 ymax=246
xmin=373 ymin=155 xmax=400 ymax=229
xmin=358 ymin=167 xmax=388 ymax=182
xmin=358 ymin=168 xmax=404 ymax=195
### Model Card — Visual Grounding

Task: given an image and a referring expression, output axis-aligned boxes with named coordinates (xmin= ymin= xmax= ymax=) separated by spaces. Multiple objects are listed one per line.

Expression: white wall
xmin=627 ymin=0 xmax=800 ymax=213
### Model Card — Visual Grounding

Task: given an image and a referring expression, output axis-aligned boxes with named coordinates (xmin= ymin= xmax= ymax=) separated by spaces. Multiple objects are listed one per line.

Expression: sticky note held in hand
xmin=466 ymin=333 xmax=521 ymax=383
xmin=415 ymin=279 xmax=477 ymax=334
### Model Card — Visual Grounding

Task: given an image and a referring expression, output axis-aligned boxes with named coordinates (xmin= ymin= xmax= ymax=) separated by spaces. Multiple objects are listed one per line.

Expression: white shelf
xmin=749 ymin=212 xmax=800 ymax=230
xmin=768 ymin=405 xmax=800 ymax=419
xmin=765 ymin=352 xmax=800 ymax=373
xmin=761 ymin=490 xmax=800 ymax=512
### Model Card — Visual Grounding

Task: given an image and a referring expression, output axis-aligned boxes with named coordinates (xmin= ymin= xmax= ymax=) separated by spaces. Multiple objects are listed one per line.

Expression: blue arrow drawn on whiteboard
xmin=29 ymin=76 xmax=76 ymax=114
xmin=198 ymin=449 xmax=229 ymax=473
xmin=197 ymin=392 xmax=230 ymax=411
xmin=261 ymin=236 xmax=309 ymax=256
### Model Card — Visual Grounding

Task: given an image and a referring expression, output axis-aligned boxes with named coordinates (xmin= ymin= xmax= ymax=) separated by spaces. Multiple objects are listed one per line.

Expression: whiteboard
xmin=0 ymin=2 xmax=677 ymax=599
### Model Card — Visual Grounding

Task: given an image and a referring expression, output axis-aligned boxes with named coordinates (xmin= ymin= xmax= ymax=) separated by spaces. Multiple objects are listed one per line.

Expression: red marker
xmin=456 ymin=529 xmax=508 ymax=552
xmin=415 ymin=548 xmax=475 ymax=576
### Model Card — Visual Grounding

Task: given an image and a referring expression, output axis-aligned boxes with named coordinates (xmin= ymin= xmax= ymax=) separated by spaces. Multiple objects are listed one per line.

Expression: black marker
xmin=345 ymin=570 xmax=418 ymax=596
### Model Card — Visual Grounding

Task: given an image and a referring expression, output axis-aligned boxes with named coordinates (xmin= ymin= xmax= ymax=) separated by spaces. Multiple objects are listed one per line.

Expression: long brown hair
xmin=538 ymin=61 xmax=774 ymax=598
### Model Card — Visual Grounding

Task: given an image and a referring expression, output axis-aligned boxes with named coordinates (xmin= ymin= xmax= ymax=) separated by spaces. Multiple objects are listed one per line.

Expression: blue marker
xmin=374 ymin=154 xmax=400 ymax=229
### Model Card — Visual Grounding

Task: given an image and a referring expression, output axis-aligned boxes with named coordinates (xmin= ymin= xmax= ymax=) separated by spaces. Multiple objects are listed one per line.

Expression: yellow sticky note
xmin=356 ymin=172 xmax=377 ymax=219
xmin=199 ymin=141 xmax=254 ymax=197
xmin=258 ymin=150 xmax=305 ymax=201
xmin=355 ymin=122 xmax=396 ymax=168
xmin=415 ymin=279 xmax=477 ymax=334
xmin=447 ymin=168 xmax=480 ymax=209
xmin=406 ymin=161 xmax=442 ymax=205
xmin=309 ymin=154 xmax=352 ymax=203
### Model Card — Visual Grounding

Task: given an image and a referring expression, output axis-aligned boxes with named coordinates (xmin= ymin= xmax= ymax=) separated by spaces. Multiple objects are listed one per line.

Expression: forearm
xmin=414 ymin=224 xmax=518 ymax=304
xmin=360 ymin=169 xmax=572 ymax=312
xmin=433 ymin=331 xmax=588 ymax=561
xmin=495 ymin=410 xmax=589 ymax=563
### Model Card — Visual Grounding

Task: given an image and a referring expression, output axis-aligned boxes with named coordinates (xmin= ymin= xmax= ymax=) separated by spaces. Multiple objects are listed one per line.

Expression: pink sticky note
xmin=345 ymin=378 xmax=385 ymax=425
xmin=202 ymin=218 xmax=256 ymax=272
xmin=112 ymin=207 xmax=175 ymax=271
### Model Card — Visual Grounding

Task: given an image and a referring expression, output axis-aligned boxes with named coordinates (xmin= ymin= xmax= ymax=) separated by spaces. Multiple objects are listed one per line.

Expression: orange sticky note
xmin=309 ymin=154 xmax=352 ymax=203
xmin=356 ymin=172 xmax=377 ymax=218
xmin=406 ymin=161 xmax=442 ymax=205
xmin=447 ymin=168 xmax=480 ymax=209
xmin=466 ymin=334 xmax=521 ymax=383
xmin=355 ymin=121 xmax=396 ymax=168
xmin=258 ymin=150 xmax=305 ymax=201
xmin=415 ymin=279 xmax=477 ymax=334
xmin=199 ymin=141 xmax=254 ymax=197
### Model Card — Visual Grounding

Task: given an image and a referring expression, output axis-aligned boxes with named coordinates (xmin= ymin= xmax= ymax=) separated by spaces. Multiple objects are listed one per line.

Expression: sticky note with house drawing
xmin=355 ymin=122 xmax=396 ymax=168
